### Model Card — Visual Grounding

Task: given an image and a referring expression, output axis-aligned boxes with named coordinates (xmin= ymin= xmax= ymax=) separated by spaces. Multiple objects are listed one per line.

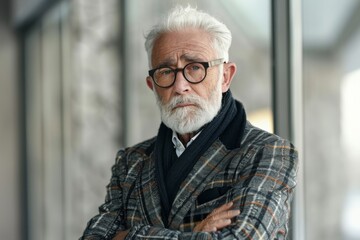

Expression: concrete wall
xmin=13 ymin=0 xmax=48 ymax=24
xmin=0 ymin=0 xmax=21 ymax=239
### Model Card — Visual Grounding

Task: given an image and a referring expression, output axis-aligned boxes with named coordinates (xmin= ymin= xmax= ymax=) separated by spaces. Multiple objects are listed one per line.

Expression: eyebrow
xmin=155 ymin=55 xmax=206 ymax=68
xmin=182 ymin=55 xmax=204 ymax=63
xmin=156 ymin=59 xmax=175 ymax=68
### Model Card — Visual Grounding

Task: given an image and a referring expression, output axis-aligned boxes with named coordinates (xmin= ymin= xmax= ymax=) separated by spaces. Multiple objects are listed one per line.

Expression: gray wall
xmin=13 ymin=0 xmax=48 ymax=24
xmin=0 ymin=0 xmax=20 ymax=239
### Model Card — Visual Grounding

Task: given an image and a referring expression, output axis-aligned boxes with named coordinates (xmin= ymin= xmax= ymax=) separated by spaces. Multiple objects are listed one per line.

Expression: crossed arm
xmin=113 ymin=202 xmax=240 ymax=239
xmin=81 ymin=139 xmax=298 ymax=240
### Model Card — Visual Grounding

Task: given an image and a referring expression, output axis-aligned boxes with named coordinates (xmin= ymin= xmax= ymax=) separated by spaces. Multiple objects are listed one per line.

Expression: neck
xmin=177 ymin=132 xmax=196 ymax=146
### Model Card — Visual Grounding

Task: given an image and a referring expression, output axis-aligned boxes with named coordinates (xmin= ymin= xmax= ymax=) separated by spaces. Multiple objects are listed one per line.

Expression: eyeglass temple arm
xmin=208 ymin=58 xmax=225 ymax=67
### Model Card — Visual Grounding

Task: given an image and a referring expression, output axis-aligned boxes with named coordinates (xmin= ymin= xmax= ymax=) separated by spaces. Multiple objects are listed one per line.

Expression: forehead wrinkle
xmin=156 ymin=57 xmax=176 ymax=68
xmin=155 ymin=50 xmax=211 ymax=67
xmin=181 ymin=54 xmax=204 ymax=63
xmin=152 ymin=31 xmax=215 ymax=67
xmin=156 ymin=54 xmax=206 ymax=69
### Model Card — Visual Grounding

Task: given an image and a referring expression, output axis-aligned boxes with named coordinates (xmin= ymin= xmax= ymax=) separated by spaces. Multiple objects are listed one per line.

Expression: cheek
xmin=201 ymin=75 xmax=221 ymax=97
xmin=155 ymin=88 xmax=172 ymax=103
xmin=192 ymin=83 xmax=214 ymax=100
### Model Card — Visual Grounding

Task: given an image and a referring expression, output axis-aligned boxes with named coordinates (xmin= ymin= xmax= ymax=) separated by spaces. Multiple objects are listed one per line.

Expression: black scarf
xmin=153 ymin=90 xmax=246 ymax=225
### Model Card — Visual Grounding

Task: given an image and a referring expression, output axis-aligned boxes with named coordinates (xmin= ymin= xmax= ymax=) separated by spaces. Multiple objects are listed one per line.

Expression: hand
xmin=113 ymin=230 xmax=129 ymax=240
xmin=194 ymin=202 xmax=240 ymax=232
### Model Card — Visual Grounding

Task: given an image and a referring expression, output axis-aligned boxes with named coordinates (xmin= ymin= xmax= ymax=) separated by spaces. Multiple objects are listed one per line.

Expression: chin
xmin=163 ymin=109 xmax=215 ymax=134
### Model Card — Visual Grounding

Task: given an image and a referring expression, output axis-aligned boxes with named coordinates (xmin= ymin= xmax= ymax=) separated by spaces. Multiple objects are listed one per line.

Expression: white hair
xmin=144 ymin=5 xmax=232 ymax=67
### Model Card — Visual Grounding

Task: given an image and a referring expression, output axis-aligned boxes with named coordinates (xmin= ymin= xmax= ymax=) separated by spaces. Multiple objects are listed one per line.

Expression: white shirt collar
xmin=171 ymin=130 xmax=201 ymax=157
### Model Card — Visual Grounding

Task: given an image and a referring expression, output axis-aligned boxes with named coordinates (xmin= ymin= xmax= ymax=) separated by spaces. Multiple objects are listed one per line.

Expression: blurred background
xmin=1 ymin=0 xmax=360 ymax=239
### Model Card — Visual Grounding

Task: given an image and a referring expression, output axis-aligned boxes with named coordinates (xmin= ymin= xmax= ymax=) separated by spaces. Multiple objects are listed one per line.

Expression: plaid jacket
xmin=81 ymin=122 xmax=298 ymax=239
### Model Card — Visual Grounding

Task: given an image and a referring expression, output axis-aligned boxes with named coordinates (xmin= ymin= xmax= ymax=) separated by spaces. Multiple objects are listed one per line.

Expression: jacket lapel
xmin=135 ymin=152 xmax=165 ymax=227
xmin=168 ymin=140 xmax=234 ymax=229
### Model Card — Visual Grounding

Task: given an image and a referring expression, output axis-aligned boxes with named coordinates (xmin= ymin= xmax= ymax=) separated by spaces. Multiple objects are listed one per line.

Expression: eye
xmin=191 ymin=65 xmax=200 ymax=71
xmin=158 ymin=68 xmax=173 ymax=76
xmin=187 ymin=63 xmax=203 ymax=72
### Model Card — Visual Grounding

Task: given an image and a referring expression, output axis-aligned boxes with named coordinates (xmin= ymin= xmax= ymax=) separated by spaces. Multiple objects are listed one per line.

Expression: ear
xmin=221 ymin=62 xmax=237 ymax=92
xmin=146 ymin=76 xmax=154 ymax=90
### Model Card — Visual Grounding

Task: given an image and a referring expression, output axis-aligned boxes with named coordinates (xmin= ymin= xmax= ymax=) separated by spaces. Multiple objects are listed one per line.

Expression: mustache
xmin=166 ymin=95 xmax=203 ymax=109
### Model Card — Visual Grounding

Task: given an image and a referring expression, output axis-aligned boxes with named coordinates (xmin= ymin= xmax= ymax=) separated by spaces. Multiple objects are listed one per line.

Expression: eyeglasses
xmin=148 ymin=58 xmax=225 ymax=88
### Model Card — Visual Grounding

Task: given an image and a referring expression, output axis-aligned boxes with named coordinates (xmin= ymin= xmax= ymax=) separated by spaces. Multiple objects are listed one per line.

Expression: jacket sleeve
xmin=80 ymin=150 xmax=129 ymax=239
xmin=211 ymin=138 xmax=299 ymax=239
xmin=80 ymin=149 xmax=213 ymax=240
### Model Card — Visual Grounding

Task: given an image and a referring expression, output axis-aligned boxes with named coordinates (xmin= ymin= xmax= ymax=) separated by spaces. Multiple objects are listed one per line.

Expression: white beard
xmin=154 ymin=79 xmax=223 ymax=134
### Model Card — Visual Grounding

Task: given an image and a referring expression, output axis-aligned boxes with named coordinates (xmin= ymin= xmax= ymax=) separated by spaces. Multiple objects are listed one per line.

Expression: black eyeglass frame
xmin=148 ymin=58 xmax=225 ymax=88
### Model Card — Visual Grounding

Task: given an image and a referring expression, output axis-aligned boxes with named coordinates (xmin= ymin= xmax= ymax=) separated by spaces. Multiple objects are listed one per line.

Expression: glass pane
xmin=303 ymin=0 xmax=360 ymax=239
xmin=25 ymin=23 xmax=44 ymax=240
xmin=25 ymin=2 xmax=69 ymax=240
xmin=41 ymin=6 xmax=64 ymax=240
xmin=24 ymin=1 xmax=123 ymax=239
xmin=124 ymin=0 xmax=272 ymax=145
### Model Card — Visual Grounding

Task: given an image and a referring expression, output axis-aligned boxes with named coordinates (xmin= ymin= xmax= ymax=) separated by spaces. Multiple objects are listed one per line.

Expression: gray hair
xmin=144 ymin=5 xmax=232 ymax=67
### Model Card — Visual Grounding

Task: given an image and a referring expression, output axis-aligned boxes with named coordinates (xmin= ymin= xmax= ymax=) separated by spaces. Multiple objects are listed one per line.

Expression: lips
xmin=174 ymin=103 xmax=197 ymax=109
xmin=168 ymin=95 xmax=201 ymax=111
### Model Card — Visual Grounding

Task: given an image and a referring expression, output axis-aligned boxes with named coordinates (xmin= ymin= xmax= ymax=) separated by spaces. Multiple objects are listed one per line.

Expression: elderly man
xmin=81 ymin=5 xmax=298 ymax=240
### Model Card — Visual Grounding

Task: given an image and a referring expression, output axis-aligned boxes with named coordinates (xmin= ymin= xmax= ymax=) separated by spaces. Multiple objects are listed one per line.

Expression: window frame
xmin=271 ymin=0 xmax=305 ymax=240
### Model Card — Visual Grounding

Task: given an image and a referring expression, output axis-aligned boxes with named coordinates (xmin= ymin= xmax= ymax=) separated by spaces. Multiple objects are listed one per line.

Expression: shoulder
xmin=239 ymin=121 xmax=298 ymax=189
xmin=115 ymin=136 xmax=157 ymax=165
xmin=242 ymin=121 xmax=296 ymax=152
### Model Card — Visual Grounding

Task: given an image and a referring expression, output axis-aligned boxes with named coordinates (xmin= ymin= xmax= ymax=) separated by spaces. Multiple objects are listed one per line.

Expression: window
xmin=302 ymin=0 xmax=360 ymax=239
xmin=23 ymin=1 xmax=123 ymax=239
xmin=25 ymin=2 xmax=70 ymax=239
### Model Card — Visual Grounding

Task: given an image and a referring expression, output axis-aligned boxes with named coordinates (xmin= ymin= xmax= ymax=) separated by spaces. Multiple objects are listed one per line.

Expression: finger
xmin=202 ymin=209 xmax=240 ymax=232
xmin=215 ymin=202 xmax=234 ymax=212
xmin=202 ymin=224 xmax=218 ymax=232
xmin=209 ymin=202 xmax=234 ymax=217
xmin=194 ymin=202 xmax=241 ymax=233
xmin=225 ymin=209 xmax=241 ymax=219
xmin=195 ymin=220 xmax=216 ymax=232
xmin=209 ymin=209 xmax=240 ymax=221
xmin=204 ymin=218 xmax=232 ymax=231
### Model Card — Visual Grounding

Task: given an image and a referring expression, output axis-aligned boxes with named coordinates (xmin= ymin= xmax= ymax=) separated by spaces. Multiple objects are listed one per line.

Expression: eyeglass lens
xmin=154 ymin=62 xmax=206 ymax=87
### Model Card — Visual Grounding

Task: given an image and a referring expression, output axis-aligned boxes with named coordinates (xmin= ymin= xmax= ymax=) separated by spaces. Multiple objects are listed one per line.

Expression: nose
xmin=173 ymin=69 xmax=190 ymax=94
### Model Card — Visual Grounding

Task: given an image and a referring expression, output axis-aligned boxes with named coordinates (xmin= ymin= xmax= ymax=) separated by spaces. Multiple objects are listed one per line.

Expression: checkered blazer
xmin=81 ymin=122 xmax=298 ymax=239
